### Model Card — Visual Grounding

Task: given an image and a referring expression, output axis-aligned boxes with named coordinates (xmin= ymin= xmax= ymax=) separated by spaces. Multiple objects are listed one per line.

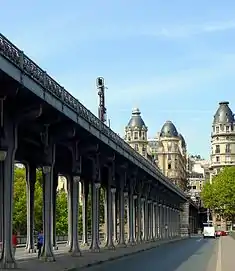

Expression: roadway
xmin=85 ymin=236 xmax=234 ymax=271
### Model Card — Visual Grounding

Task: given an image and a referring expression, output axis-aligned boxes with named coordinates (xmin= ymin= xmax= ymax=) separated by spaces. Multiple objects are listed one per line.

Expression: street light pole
xmin=207 ymin=208 xmax=210 ymax=223
xmin=96 ymin=77 xmax=107 ymax=123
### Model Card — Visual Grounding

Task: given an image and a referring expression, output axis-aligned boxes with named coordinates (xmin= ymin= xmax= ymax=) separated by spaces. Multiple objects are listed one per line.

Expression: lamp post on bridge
xmin=96 ymin=77 xmax=107 ymax=124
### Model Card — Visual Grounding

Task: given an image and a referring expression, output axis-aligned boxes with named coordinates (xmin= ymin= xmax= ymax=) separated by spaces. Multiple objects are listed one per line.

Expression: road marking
xmin=216 ymin=237 xmax=222 ymax=271
xmin=196 ymin=238 xmax=202 ymax=242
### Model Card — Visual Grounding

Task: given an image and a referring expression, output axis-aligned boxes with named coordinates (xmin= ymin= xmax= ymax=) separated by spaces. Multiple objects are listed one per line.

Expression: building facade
xmin=209 ymin=101 xmax=235 ymax=230
xmin=125 ymin=109 xmax=188 ymax=190
xmin=187 ymin=155 xmax=209 ymax=207
xmin=155 ymin=121 xmax=188 ymax=190
xmin=124 ymin=108 xmax=151 ymax=160
xmin=210 ymin=101 xmax=235 ymax=180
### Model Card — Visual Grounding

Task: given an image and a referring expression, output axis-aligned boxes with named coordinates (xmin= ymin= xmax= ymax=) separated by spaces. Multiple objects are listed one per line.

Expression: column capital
xmin=141 ymin=197 xmax=145 ymax=202
xmin=158 ymin=203 xmax=162 ymax=206
xmin=124 ymin=192 xmax=128 ymax=197
xmin=133 ymin=195 xmax=137 ymax=200
xmin=147 ymin=200 xmax=152 ymax=204
xmin=94 ymin=182 xmax=101 ymax=189
xmin=73 ymin=176 xmax=81 ymax=183
xmin=42 ymin=165 xmax=52 ymax=174
xmin=153 ymin=202 xmax=157 ymax=206
xmin=111 ymin=187 xmax=116 ymax=193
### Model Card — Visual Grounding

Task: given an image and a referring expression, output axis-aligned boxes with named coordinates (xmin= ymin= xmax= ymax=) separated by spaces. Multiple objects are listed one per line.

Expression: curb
xmin=67 ymin=237 xmax=188 ymax=270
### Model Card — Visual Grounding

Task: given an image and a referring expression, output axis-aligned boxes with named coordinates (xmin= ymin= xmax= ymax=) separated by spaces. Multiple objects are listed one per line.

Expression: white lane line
xmin=196 ymin=238 xmax=202 ymax=242
xmin=216 ymin=237 xmax=222 ymax=271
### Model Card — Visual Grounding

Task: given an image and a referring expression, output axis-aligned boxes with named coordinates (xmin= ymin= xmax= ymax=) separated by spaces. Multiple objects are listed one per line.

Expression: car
xmin=203 ymin=224 xmax=216 ymax=238
xmin=216 ymin=230 xmax=227 ymax=237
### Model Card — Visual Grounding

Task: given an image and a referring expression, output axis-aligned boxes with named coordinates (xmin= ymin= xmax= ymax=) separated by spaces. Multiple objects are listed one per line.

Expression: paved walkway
xmin=219 ymin=235 xmax=235 ymax=270
xmin=5 ymin=237 xmax=185 ymax=271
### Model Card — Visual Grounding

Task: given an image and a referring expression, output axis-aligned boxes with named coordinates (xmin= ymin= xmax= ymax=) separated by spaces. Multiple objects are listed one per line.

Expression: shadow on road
xmin=87 ymin=237 xmax=218 ymax=271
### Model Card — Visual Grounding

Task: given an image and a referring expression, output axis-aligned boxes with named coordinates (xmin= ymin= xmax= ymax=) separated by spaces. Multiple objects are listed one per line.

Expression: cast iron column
xmin=41 ymin=164 xmax=55 ymax=261
xmin=68 ymin=176 xmax=81 ymax=256
xmin=0 ymin=119 xmax=17 ymax=269
xmin=117 ymin=180 xmax=126 ymax=247
xmin=81 ymin=181 xmax=89 ymax=246
xmin=25 ymin=164 xmax=36 ymax=253
xmin=67 ymin=176 xmax=72 ymax=247
xmin=52 ymin=171 xmax=58 ymax=250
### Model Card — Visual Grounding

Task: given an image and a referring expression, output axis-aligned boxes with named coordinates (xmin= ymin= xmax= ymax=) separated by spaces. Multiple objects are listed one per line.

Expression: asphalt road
xmin=87 ymin=236 xmax=219 ymax=271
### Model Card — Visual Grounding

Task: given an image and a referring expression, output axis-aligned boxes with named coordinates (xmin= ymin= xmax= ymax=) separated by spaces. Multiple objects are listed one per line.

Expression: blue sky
xmin=2 ymin=0 xmax=235 ymax=159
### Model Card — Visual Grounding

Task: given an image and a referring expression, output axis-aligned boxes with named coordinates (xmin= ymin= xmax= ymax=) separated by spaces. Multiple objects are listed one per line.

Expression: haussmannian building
xmin=210 ymin=101 xmax=235 ymax=180
xmin=125 ymin=108 xmax=188 ymax=191
xmin=209 ymin=101 xmax=235 ymax=230
xmin=187 ymin=155 xmax=210 ymax=207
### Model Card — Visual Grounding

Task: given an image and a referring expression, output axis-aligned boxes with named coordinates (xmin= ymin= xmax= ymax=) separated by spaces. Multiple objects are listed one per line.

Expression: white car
xmin=203 ymin=225 xmax=216 ymax=238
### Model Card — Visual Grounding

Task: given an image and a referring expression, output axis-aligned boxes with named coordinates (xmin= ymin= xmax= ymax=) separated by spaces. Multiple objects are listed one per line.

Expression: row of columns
xmin=23 ymin=169 xmax=184 ymax=254
xmin=0 ymin=157 xmax=192 ymax=269
xmin=0 ymin=103 xmax=195 ymax=270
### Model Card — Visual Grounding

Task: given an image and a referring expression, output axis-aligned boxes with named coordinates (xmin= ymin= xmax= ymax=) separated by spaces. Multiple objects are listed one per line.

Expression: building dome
xmin=213 ymin=101 xmax=234 ymax=124
xmin=179 ymin=133 xmax=186 ymax=148
xmin=127 ymin=108 xmax=146 ymax=129
xmin=160 ymin=120 xmax=178 ymax=137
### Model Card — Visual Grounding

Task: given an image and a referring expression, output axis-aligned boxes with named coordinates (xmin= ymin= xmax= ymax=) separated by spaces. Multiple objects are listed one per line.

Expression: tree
xmin=13 ymin=167 xmax=43 ymax=234
xmin=13 ymin=167 xmax=27 ymax=234
xmin=56 ymin=189 xmax=68 ymax=235
xmin=34 ymin=169 xmax=43 ymax=232
xmin=201 ymin=167 xmax=235 ymax=220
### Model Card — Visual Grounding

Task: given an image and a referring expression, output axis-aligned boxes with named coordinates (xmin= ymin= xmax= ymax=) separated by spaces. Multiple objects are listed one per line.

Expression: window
xmin=142 ymin=132 xmax=145 ymax=140
xmin=134 ymin=132 xmax=138 ymax=140
xmin=220 ymin=124 xmax=224 ymax=131
xmin=215 ymin=145 xmax=220 ymax=154
xmin=216 ymin=156 xmax=220 ymax=162
xmin=216 ymin=127 xmax=219 ymax=133
xmin=226 ymin=126 xmax=230 ymax=132
xmin=168 ymin=154 xmax=171 ymax=160
xmin=225 ymin=144 xmax=230 ymax=153
xmin=134 ymin=144 xmax=138 ymax=151
xmin=225 ymin=156 xmax=230 ymax=162
xmin=168 ymin=163 xmax=171 ymax=170
xmin=193 ymin=186 xmax=196 ymax=190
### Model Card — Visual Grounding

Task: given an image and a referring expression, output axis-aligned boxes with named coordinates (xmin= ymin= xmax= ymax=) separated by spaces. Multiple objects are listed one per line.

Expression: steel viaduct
xmin=0 ymin=33 xmax=198 ymax=269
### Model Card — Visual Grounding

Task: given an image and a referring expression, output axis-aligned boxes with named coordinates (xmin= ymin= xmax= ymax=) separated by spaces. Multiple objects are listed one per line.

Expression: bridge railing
xmin=0 ymin=33 xmax=185 ymax=198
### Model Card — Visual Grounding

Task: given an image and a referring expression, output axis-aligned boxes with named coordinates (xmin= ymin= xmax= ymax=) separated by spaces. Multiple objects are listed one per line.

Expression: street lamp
xmin=96 ymin=77 xmax=107 ymax=123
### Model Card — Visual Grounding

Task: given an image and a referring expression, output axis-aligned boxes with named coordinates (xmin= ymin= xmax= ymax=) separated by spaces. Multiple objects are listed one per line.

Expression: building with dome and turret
xmin=124 ymin=109 xmax=188 ymax=191
xmin=209 ymin=101 xmax=235 ymax=230
xmin=124 ymin=108 xmax=150 ymax=160
xmin=210 ymin=101 xmax=235 ymax=179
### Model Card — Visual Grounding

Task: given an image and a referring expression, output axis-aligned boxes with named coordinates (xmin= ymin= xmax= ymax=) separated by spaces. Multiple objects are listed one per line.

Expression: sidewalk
xmin=9 ymin=237 xmax=187 ymax=271
xmin=221 ymin=236 xmax=235 ymax=270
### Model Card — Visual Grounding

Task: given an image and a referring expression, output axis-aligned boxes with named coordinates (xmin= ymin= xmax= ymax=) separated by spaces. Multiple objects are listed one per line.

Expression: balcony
xmin=210 ymin=160 xmax=235 ymax=167
xmin=211 ymin=130 xmax=235 ymax=137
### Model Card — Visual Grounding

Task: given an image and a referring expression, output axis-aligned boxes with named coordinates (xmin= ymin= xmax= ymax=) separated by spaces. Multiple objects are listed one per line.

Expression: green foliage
xmin=201 ymin=167 xmax=235 ymax=220
xmin=56 ymin=189 xmax=68 ymax=235
xmin=13 ymin=167 xmax=27 ymax=233
xmin=13 ymin=167 xmax=105 ymax=237
xmin=34 ymin=169 xmax=43 ymax=231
